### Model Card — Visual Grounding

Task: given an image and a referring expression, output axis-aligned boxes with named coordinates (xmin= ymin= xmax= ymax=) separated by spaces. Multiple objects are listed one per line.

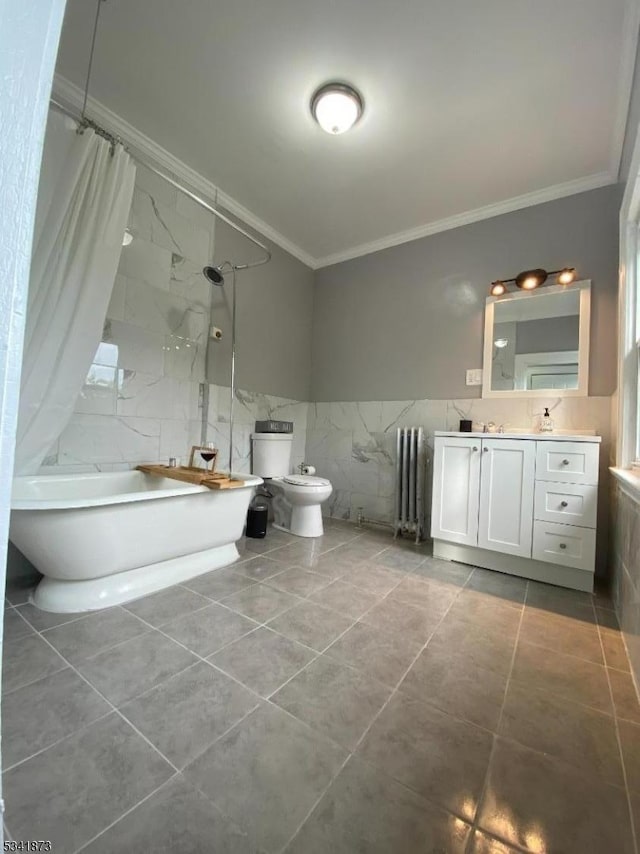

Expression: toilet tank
xmin=251 ymin=433 xmax=293 ymax=478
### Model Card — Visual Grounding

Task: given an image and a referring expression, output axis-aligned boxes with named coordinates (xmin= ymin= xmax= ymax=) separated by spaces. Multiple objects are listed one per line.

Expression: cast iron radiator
xmin=394 ymin=426 xmax=426 ymax=543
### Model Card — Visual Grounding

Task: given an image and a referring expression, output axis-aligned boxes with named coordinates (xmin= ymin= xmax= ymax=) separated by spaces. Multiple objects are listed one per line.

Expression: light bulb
xmin=557 ymin=267 xmax=576 ymax=285
xmin=515 ymin=268 xmax=547 ymax=290
xmin=490 ymin=281 xmax=506 ymax=296
xmin=312 ymin=84 xmax=363 ymax=135
xmin=521 ymin=276 xmax=539 ymax=290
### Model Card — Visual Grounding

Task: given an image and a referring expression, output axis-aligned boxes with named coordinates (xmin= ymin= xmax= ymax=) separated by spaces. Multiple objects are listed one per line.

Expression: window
xmin=634 ymin=230 xmax=640 ymax=464
xmin=618 ymin=182 xmax=640 ymax=471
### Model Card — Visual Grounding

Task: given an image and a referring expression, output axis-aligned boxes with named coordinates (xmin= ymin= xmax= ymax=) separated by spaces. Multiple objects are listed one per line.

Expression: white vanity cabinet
xmin=431 ymin=432 xmax=601 ymax=592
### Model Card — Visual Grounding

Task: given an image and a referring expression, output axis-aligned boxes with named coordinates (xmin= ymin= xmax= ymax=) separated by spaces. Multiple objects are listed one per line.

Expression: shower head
xmin=203 ymin=265 xmax=226 ymax=286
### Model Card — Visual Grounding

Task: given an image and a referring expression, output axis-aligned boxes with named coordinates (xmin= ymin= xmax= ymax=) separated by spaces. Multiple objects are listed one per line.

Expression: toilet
xmin=251 ymin=432 xmax=332 ymax=537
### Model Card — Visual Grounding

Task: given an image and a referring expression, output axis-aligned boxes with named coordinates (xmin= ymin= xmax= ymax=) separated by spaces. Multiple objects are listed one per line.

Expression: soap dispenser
xmin=540 ymin=407 xmax=554 ymax=433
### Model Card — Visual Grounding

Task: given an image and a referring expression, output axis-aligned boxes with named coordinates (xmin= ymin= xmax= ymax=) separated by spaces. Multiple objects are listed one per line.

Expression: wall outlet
xmin=466 ymin=368 xmax=483 ymax=386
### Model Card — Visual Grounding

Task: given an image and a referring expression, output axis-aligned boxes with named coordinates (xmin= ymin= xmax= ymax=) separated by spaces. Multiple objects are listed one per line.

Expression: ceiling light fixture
xmin=489 ymin=267 xmax=578 ymax=295
xmin=494 ymin=338 xmax=509 ymax=349
xmin=311 ymin=82 xmax=364 ymax=135
xmin=122 ymin=228 xmax=133 ymax=246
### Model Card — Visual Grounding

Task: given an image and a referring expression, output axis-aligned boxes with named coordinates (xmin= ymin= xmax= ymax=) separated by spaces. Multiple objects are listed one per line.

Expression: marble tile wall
xmin=40 ymin=165 xmax=213 ymax=474
xmin=39 ymin=165 xmax=312 ymax=477
xmin=306 ymin=395 xmax=612 ymax=570
xmin=206 ymin=385 xmax=308 ymax=475
xmin=610 ymin=481 xmax=640 ymax=689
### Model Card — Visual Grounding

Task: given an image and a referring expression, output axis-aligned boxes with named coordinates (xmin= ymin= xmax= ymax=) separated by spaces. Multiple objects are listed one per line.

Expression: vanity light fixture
xmin=311 ymin=83 xmax=364 ymax=135
xmin=489 ymin=267 xmax=578 ymax=295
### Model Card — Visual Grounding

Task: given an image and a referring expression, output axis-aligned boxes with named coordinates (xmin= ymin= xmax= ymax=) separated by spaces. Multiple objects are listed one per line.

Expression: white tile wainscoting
xmin=306 ymin=396 xmax=612 ymax=572
xmin=206 ymin=387 xmax=308 ymax=476
xmin=41 ymin=384 xmax=309 ymax=477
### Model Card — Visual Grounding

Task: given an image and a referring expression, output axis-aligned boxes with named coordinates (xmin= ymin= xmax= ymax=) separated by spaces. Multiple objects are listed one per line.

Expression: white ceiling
xmin=55 ymin=0 xmax=637 ymax=268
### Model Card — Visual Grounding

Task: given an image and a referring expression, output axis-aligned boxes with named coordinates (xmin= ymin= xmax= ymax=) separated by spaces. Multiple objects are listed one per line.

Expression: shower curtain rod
xmin=49 ymin=98 xmax=272 ymax=271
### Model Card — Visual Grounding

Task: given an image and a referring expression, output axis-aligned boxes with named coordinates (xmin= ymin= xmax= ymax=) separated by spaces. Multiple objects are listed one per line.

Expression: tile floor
xmin=3 ymin=520 xmax=640 ymax=853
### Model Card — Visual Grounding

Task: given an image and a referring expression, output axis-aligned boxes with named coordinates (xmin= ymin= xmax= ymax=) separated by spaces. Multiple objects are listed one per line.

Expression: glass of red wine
xmin=200 ymin=442 xmax=216 ymax=472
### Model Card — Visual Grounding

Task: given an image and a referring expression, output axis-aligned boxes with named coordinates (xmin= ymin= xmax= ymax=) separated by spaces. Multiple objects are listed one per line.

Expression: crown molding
xmin=314 ymin=171 xmax=616 ymax=268
xmin=611 ymin=0 xmax=640 ymax=179
xmin=51 ymin=75 xmax=318 ymax=270
xmin=54 ymin=62 xmax=625 ymax=272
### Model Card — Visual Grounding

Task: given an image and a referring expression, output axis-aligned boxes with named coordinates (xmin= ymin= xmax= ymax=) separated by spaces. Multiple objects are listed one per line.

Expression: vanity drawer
xmin=535 ymin=441 xmax=599 ymax=485
xmin=534 ymin=482 xmax=597 ymax=529
xmin=532 ymin=520 xmax=596 ymax=572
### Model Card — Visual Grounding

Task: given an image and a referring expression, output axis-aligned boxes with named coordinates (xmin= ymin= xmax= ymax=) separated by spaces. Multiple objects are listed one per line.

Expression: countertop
xmin=434 ymin=431 xmax=601 ymax=443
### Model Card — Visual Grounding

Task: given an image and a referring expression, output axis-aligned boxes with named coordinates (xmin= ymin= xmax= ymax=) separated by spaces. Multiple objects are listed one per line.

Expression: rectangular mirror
xmin=482 ymin=280 xmax=590 ymax=398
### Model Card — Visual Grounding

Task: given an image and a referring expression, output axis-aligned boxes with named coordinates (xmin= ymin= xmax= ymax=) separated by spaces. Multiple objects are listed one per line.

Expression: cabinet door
xmin=431 ymin=436 xmax=481 ymax=546
xmin=478 ymin=439 xmax=535 ymax=558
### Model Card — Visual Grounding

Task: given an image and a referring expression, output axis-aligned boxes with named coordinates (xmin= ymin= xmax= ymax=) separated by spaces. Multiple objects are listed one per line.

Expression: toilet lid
xmin=283 ymin=475 xmax=331 ymax=487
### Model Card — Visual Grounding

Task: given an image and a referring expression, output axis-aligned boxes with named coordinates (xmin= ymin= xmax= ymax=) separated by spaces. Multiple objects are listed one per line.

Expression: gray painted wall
xmin=210 ymin=213 xmax=314 ymax=401
xmin=311 ymin=185 xmax=620 ymax=401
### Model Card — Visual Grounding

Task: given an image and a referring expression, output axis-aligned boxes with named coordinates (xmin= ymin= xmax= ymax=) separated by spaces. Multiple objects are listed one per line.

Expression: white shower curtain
xmin=14 ymin=110 xmax=136 ymax=475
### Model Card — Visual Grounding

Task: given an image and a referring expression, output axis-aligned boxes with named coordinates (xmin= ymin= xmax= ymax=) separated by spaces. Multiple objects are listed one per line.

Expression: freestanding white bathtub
xmin=10 ymin=470 xmax=262 ymax=613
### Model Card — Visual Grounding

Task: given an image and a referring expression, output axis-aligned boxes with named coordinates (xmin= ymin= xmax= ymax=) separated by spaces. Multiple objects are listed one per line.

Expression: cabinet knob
xmin=483 ymin=447 xmax=489 ymax=452
xmin=472 ymin=446 xmax=478 ymax=452
xmin=561 ymin=459 xmax=570 ymax=466
xmin=559 ymin=543 xmax=567 ymax=549
xmin=560 ymin=501 xmax=569 ymax=508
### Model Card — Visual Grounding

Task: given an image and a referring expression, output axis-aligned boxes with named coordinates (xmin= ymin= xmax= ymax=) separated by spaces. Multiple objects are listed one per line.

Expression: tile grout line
xmin=463 ymin=579 xmax=529 ymax=854
xmin=16 ymin=627 xmax=184 ymax=775
xmin=2 ymin=708 xmax=116 ymax=774
xmin=173 ymin=700 xmax=263 ymax=773
xmin=19 ymin=603 xmax=151 ymax=658
xmin=118 ymin=600 xmax=354 ymax=752
xmin=276 ymin=566 xmax=471 ymax=853
xmin=190 ymin=563 xmax=411 ymax=745
xmin=3 ymin=533 xmax=464 ymax=847
xmin=70 ymin=771 xmax=183 ymax=854
xmin=595 ymin=608 xmax=639 ymax=854
xmin=17 ymin=604 xmax=99 ymax=633
xmin=170 ymin=557 xmax=427 ymax=851
xmin=517 ymin=634 xmax=617 ymax=669
xmin=4 ymin=604 xmax=38 ymax=640
xmin=4 ymin=529 xmax=387 ymax=705
xmin=262 ymin=569 xmax=411 ymax=705
xmin=90 ymin=697 xmax=265 ymax=852
xmin=127 ymin=547 xmax=456 ymax=766
xmin=2 ymin=662 xmax=70 ymax=697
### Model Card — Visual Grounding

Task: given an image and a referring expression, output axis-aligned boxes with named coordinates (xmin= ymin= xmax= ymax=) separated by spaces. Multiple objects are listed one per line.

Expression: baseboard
xmin=433 ymin=540 xmax=594 ymax=593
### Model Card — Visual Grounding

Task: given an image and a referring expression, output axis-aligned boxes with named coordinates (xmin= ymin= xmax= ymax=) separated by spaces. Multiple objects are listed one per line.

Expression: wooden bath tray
xmin=136 ymin=464 xmax=246 ymax=489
